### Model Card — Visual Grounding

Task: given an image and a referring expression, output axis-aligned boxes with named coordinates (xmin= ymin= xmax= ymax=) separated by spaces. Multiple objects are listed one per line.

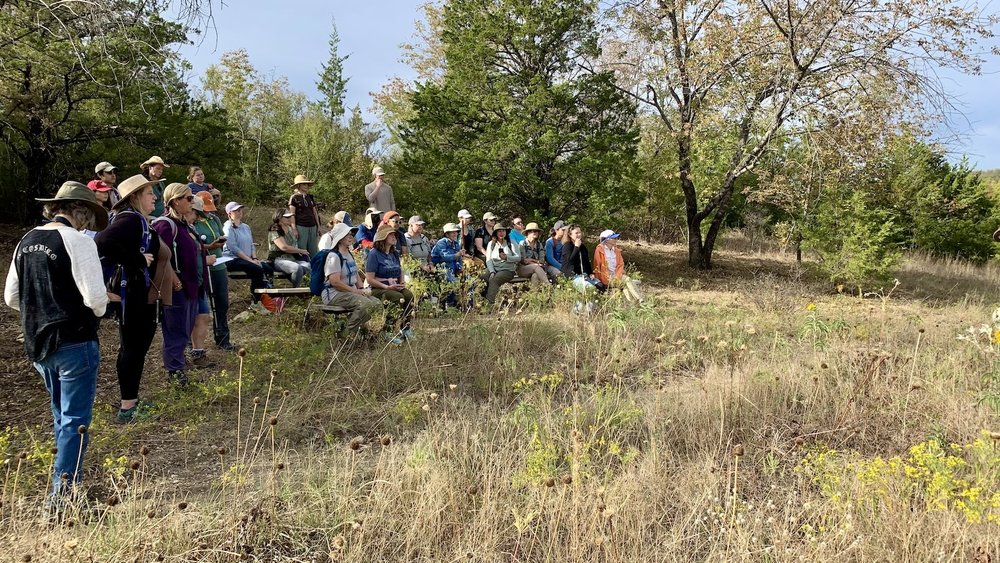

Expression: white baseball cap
xmin=457 ymin=209 xmax=473 ymax=219
xmin=225 ymin=201 xmax=244 ymax=214
xmin=408 ymin=215 xmax=426 ymax=225
xmin=599 ymin=229 xmax=620 ymax=241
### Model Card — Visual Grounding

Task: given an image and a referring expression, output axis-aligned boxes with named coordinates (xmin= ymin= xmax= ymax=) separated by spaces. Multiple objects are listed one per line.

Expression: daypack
xmin=309 ymin=247 xmax=346 ymax=296
xmin=100 ymin=211 xmax=151 ymax=317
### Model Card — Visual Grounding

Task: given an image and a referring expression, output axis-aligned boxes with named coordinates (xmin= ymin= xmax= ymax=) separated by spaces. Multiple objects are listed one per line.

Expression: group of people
xmin=3 ymin=161 xmax=640 ymax=505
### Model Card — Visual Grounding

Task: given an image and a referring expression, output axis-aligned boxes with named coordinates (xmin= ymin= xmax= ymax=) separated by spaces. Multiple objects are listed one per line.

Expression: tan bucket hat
xmin=36 ymin=181 xmax=109 ymax=230
xmin=140 ymin=156 xmax=169 ymax=170
xmin=442 ymin=222 xmax=461 ymax=233
xmin=523 ymin=222 xmax=541 ymax=233
xmin=292 ymin=174 xmax=315 ymax=187
xmin=112 ymin=175 xmax=158 ymax=210
xmin=373 ymin=224 xmax=396 ymax=243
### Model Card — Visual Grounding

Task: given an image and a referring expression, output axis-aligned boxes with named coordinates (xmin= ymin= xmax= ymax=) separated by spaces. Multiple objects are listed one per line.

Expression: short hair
xmin=42 ymin=201 xmax=97 ymax=230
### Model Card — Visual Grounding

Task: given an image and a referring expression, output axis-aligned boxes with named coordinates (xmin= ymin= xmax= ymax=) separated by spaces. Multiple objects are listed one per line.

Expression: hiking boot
xmin=382 ymin=332 xmax=404 ymax=345
xmin=401 ymin=327 xmax=415 ymax=341
xmin=218 ymin=342 xmax=237 ymax=352
xmin=249 ymin=302 xmax=271 ymax=315
xmin=188 ymin=350 xmax=216 ymax=370
xmin=113 ymin=401 xmax=154 ymax=425
xmin=168 ymin=369 xmax=189 ymax=387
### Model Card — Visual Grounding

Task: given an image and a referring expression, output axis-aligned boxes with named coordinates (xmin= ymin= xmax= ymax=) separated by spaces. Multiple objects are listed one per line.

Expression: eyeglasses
xmin=183 ymin=195 xmax=195 ymax=202
xmin=513 ymin=222 xmax=524 ymax=227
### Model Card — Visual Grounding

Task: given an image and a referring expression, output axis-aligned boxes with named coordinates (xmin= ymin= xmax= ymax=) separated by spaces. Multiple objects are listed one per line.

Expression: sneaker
xmin=401 ymin=328 xmax=415 ymax=341
xmin=382 ymin=332 xmax=404 ymax=345
xmin=218 ymin=342 xmax=237 ymax=352
xmin=168 ymin=369 xmax=189 ymax=387
xmin=188 ymin=350 xmax=216 ymax=370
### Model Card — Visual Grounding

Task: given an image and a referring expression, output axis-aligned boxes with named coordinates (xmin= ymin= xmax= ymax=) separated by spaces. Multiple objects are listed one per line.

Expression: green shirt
xmin=192 ymin=213 xmax=227 ymax=271
xmin=267 ymin=230 xmax=300 ymax=261
xmin=151 ymin=179 xmax=166 ymax=218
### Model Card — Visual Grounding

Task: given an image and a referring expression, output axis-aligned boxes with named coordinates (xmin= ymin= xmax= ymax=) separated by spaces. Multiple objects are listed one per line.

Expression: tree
xmin=609 ymin=0 xmax=997 ymax=269
xmin=0 ymin=1 xmax=189 ymax=219
xmin=317 ymin=19 xmax=349 ymax=122
xmin=400 ymin=0 xmax=640 ymax=221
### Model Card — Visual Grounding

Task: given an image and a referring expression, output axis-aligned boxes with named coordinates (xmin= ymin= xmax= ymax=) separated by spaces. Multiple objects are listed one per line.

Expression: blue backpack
xmin=310 ymin=248 xmax=341 ymax=296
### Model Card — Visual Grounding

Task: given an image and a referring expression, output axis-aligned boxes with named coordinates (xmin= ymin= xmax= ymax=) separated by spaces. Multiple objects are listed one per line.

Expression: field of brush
xmin=2 ymin=235 xmax=1000 ymax=562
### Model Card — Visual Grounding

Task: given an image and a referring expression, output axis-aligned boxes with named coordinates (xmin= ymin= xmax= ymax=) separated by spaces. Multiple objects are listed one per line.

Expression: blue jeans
xmin=33 ymin=340 xmax=99 ymax=495
xmin=162 ymin=290 xmax=197 ymax=371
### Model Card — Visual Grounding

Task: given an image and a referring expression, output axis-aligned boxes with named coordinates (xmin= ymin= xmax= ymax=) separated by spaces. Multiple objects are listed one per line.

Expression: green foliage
xmin=401 ymin=0 xmax=640 ymax=222
xmin=317 ymin=20 xmax=349 ymax=121
xmin=804 ymin=190 xmax=903 ymax=289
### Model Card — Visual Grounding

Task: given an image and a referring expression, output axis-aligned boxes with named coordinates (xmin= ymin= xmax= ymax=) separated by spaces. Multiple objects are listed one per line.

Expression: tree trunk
xmin=686 ymin=211 xmax=712 ymax=269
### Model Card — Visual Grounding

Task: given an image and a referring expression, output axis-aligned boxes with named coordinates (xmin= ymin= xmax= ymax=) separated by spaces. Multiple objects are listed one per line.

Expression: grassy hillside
xmin=2 ymin=240 xmax=1000 ymax=561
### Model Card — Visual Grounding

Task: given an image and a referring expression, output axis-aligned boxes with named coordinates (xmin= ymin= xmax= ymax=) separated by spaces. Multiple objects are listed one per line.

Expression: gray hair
xmin=42 ymin=201 xmax=96 ymax=230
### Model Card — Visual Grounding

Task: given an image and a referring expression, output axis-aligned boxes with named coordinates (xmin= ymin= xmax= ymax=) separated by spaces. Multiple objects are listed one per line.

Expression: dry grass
xmin=3 ymin=241 xmax=1000 ymax=562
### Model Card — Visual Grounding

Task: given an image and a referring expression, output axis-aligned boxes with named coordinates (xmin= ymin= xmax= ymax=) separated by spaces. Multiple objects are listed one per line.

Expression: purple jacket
xmin=153 ymin=216 xmax=208 ymax=301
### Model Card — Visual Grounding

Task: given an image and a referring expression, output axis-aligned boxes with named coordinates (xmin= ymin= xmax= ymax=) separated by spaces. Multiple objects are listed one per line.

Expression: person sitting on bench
xmin=484 ymin=223 xmax=520 ymax=304
xmin=321 ymin=223 xmax=382 ymax=339
xmin=267 ymin=209 xmax=311 ymax=287
xmin=222 ymin=202 xmax=274 ymax=315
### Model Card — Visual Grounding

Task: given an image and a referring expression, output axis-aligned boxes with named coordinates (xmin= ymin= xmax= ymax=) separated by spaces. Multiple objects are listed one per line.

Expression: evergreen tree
xmin=317 ymin=20 xmax=349 ymax=122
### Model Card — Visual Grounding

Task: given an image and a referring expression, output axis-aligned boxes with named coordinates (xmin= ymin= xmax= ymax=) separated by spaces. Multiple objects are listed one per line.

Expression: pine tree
xmin=317 ymin=20 xmax=349 ymax=122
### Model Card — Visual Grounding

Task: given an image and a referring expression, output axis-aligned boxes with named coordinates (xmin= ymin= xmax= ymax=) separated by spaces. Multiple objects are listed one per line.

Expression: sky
xmin=178 ymin=1 xmax=1000 ymax=170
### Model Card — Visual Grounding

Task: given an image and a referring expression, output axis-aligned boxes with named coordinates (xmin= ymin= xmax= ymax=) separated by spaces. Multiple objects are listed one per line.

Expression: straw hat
xmin=36 ymin=181 xmax=109 ymax=230
xmin=140 ymin=156 xmax=169 ymax=170
xmin=112 ymin=175 xmax=157 ymax=210
xmin=327 ymin=222 xmax=358 ymax=249
xmin=523 ymin=222 xmax=542 ymax=233
xmin=443 ymin=222 xmax=461 ymax=233
xmin=373 ymin=224 xmax=396 ymax=243
xmin=291 ymin=174 xmax=315 ymax=187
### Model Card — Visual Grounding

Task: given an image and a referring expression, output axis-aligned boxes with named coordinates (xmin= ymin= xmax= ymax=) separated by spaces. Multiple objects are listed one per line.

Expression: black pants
xmin=115 ymin=298 xmax=158 ymax=402
xmin=208 ymin=267 xmax=231 ymax=347
xmin=226 ymin=258 xmax=273 ymax=303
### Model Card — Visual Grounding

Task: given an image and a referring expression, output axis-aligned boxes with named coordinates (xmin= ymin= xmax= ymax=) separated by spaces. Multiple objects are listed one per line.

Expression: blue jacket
xmin=432 ymin=237 xmax=463 ymax=275
xmin=545 ymin=237 xmax=563 ymax=269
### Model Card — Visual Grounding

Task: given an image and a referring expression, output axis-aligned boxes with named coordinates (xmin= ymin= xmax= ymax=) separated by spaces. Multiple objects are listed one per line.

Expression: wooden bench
xmin=230 ymin=270 xmax=291 ymax=282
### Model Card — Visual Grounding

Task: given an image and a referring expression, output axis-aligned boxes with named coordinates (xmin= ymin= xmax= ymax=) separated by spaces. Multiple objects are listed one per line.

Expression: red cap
xmin=87 ymin=180 xmax=112 ymax=192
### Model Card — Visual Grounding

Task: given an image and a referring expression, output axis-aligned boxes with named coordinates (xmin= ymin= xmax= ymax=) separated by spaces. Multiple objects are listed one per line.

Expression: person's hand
xmin=143 ymin=252 xmax=154 ymax=267
xmin=206 ymin=255 xmax=217 ymax=266
xmin=458 ymin=249 xmax=466 ymax=256
xmin=174 ymin=280 xmax=183 ymax=291
xmin=107 ymin=292 xmax=121 ymax=302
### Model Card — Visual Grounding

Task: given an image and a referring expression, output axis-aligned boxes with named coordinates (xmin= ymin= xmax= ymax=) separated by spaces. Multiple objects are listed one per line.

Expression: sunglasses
xmin=182 ymin=195 xmax=195 ymax=202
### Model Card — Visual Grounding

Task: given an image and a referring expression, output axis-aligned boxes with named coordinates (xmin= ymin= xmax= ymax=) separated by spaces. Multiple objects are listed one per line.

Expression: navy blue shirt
xmin=365 ymin=248 xmax=402 ymax=282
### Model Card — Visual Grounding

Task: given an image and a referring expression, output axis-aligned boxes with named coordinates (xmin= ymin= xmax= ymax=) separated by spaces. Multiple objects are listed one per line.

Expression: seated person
xmin=379 ymin=210 xmax=409 ymax=255
xmin=319 ymin=210 xmax=352 ymax=250
xmin=593 ymin=229 xmax=643 ymax=302
xmin=432 ymin=223 xmax=466 ymax=282
xmin=405 ymin=215 xmax=434 ymax=272
xmin=517 ymin=222 xmax=558 ymax=284
xmin=354 ymin=208 xmax=381 ymax=251
xmin=560 ymin=224 xmax=604 ymax=314
xmin=365 ymin=225 xmax=415 ymax=344
xmin=321 ymin=223 xmax=382 ymax=338
xmin=267 ymin=209 xmax=311 ymax=287
xmin=484 ymin=224 xmax=520 ymax=303
xmin=545 ymin=220 xmax=566 ymax=271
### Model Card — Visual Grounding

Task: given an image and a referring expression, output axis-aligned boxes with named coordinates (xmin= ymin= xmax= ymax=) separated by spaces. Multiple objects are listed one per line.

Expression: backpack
xmin=310 ymin=247 xmax=348 ymax=296
xmin=101 ymin=211 xmax=151 ymax=305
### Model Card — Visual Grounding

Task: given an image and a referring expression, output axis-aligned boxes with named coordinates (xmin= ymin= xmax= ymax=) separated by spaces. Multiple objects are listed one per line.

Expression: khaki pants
xmin=516 ymin=263 xmax=549 ymax=284
xmin=322 ymin=290 xmax=383 ymax=331
xmin=371 ymin=287 xmax=415 ymax=332
xmin=485 ymin=270 xmax=516 ymax=303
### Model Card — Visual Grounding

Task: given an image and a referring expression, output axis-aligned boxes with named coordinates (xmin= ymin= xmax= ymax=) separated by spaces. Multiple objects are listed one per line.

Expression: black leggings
xmin=226 ymin=258 xmax=274 ymax=303
xmin=115 ymin=298 xmax=158 ymax=401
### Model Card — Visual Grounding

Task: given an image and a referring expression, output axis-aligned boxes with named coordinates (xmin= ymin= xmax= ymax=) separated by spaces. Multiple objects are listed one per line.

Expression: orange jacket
xmin=593 ymin=243 xmax=625 ymax=286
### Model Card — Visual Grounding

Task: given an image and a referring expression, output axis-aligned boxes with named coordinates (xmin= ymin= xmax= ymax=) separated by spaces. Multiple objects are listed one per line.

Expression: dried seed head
xmin=237 ymin=347 xmax=247 ymax=357
xmin=21 ymin=555 xmax=32 ymax=562
xmin=654 ymin=334 xmax=664 ymax=344
xmin=77 ymin=425 xmax=88 ymax=435
xmin=987 ymin=431 xmax=1000 ymax=441
xmin=909 ymin=382 xmax=923 ymax=391
xmin=561 ymin=474 xmax=573 ymax=485
xmin=332 ymin=536 xmax=346 ymax=550
xmin=276 ymin=462 xmax=285 ymax=470
xmin=140 ymin=446 xmax=150 ymax=456
xmin=544 ymin=478 xmax=555 ymax=488
xmin=380 ymin=435 xmax=392 ymax=446
xmin=65 ymin=520 xmax=75 ymax=529
xmin=107 ymin=496 xmax=120 ymax=507
xmin=820 ymin=362 xmax=829 ymax=369
xmin=60 ymin=472 xmax=71 ymax=482
xmin=270 ymin=369 xmax=278 ymax=377
xmin=269 ymin=416 xmax=279 ymax=426
xmin=421 ymin=404 xmax=431 ymax=412
xmin=147 ymin=510 xmax=156 ymax=519
xmin=733 ymin=444 xmax=745 ymax=457
xmin=448 ymin=384 xmax=457 ymax=390
xmin=49 ymin=447 xmax=58 ymax=455
xmin=348 ymin=437 xmax=363 ymax=451
xmin=17 ymin=451 xmax=27 ymax=460
xmin=918 ymin=328 xmax=925 ymax=334
xmin=64 ymin=539 xmax=78 ymax=550
xmin=253 ymin=396 xmax=261 ymax=405
xmin=130 ymin=461 xmax=141 ymax=471
xmin=282 ymin=389 xmax=290 ymax=397
xmin=177 ymin=502 xmax=188 ymax=510
xmin=217 ymin=447 xmax=227 ymax=455
xmin=429 ymin=392 xmax=439 ymax=401
xmin=467 ymin=484 xmax=479 ymax=496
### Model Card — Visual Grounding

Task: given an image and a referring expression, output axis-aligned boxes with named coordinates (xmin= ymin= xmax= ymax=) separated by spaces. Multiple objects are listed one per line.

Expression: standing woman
xmin=140 ymin=156 xmax=169 ymax=218
xmin=288 ymin=175 xmax=321 ymax=256
xmin=192 ymin=192 xmax=234 ymax=351
xmin=96 ymin=175 xmax=176 ymax=423
xmin=223 ymin=202 xmax=274 ymax=314
xmin=484 ymin=224 xmax=520 ymax=303
xmin=365 ymin=225 xmax=415 ymax=344
xmin=153 ymin=183 xmax=212 ymax=386
xmin=5 ymin=183 xmax=109 ymax=499
xmin=267 ymin=209 xmax=311 ymax=287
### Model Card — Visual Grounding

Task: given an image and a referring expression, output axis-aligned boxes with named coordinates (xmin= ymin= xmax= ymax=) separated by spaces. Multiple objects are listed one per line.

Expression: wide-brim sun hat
xmin=36 ymin=181 xmax=109 ymax=230
xmin=493 ymin=223 xmax=507 ymax=234
xmin=599 ymin=229 xmax=620 ymax=241
xmin=523 ymin=222 xmax=541 ymax=233
xmin=482 ymin=212 xmax=498 ymax=221
xmin=328 ymin=222 xmax=359 ymax=249
xmin=140 ymin=156 xmax=169 ymax=170
xmin=163 ymin=183 xmax=191 ymax=205
xmin=292 ymin=174 xmax=315 ymax=187
xmin=225 ymin=201 xmax=244 ymax=214
xmin=373 ymin=224 xmax=396 ymax=243
xmin=196 ymin=191 xmax=217 ymax=212
xmin=112 ymin=175 xmax=158 ymax=211
xmin=443 ymin=222 xmax=461 ymax=233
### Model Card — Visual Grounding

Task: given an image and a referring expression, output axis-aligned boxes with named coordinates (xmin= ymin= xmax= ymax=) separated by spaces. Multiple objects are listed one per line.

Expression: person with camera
xmin=484 ymin=223 xmax=520 ymax=304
